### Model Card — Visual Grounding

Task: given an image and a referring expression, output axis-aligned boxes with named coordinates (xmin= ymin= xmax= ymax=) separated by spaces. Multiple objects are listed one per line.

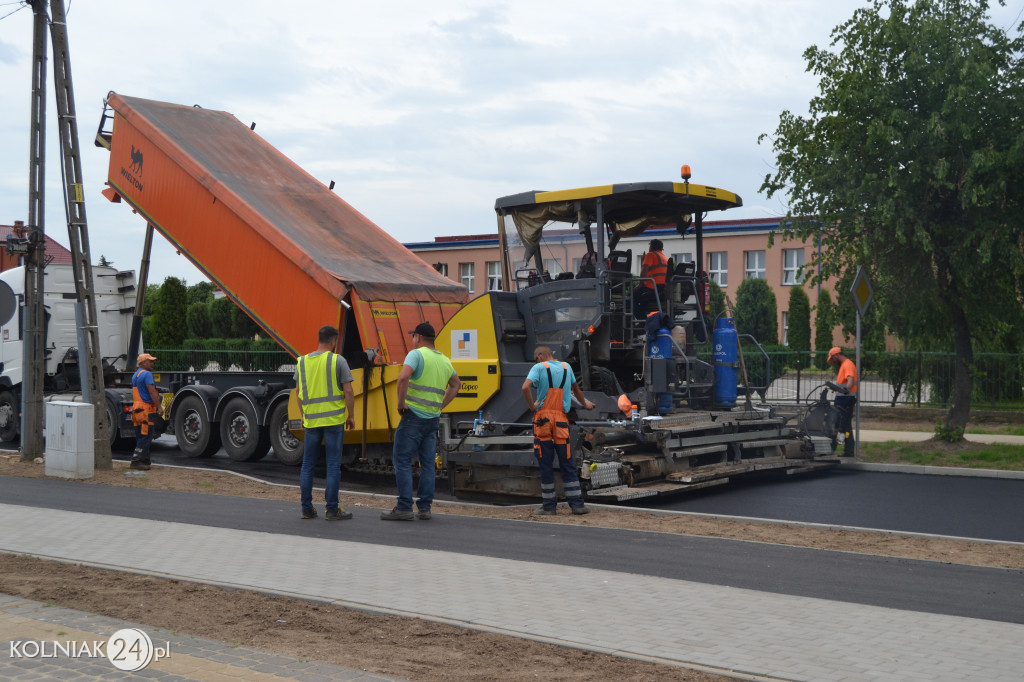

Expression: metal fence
xmin=147 ymin=347 xmax=296 ymax=373
xmin=149 ymin=346 xmax=1023 ymax=411
xmin=745 ymin=350 xmax=1024 ymax=410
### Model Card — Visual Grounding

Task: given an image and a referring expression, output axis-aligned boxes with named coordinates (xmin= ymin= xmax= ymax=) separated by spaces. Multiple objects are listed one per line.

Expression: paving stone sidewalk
xmin=0 ymin=593 xmax=398 ymax=681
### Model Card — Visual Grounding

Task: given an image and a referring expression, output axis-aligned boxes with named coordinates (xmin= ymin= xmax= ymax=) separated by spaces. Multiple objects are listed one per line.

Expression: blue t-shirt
xmin=527 ymin=361 xmax=575 ymax=413
xmin=132 ymin=369 xmax=156 ymax=403
xmin=403 ymin=348 xmax=457 ymax=419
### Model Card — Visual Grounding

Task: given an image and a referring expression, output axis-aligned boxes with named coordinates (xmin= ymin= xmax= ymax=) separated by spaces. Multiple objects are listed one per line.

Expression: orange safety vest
xmin=837 ymin=358 xmax=859 ymax=395
xmin=642 ymin=250 xmax=668 ymax=290
xmin=131 ymin=368 xmax=159 ymax=435
xmin=533 ymin=361 xmax=571 ymax=448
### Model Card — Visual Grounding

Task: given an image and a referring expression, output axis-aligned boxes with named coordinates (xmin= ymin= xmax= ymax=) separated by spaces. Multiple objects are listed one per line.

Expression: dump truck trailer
xmin=96 ymin=93 xmax=468 ymax=464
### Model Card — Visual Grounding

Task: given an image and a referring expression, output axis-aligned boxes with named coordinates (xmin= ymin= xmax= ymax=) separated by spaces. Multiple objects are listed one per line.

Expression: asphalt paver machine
xmin=434 ymin=174 xmax=838 ymax=502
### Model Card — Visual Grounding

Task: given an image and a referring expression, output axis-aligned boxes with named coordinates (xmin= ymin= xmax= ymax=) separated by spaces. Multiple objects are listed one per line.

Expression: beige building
xmin=406 ymin=217 xmax=829 ymax=346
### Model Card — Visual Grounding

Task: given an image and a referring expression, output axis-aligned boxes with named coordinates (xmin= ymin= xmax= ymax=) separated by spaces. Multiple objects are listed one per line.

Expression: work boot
xmin=380 ymin=508 xmax=414 ymax=521
xmin=843 ymin=434 xmax=856 ymax=457
xmin=300 ymin=507 xmax=318 ymax=519
xmin=571 ymin=505 xmax=591 ymax=515
xmin=325 ymin=508 xmax=353 ymax=521
xmin=129 ymin=458 xmax=150 ymax=471
xmin=534 ymin=507 xmax=557 ymax=516
xmin=416 ymin=509 xmax=432 ymax=520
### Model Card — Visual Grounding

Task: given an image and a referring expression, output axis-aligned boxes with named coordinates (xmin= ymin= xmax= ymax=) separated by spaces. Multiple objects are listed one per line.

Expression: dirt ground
xmin=2 ymin=423 xmax=1022 ymax=681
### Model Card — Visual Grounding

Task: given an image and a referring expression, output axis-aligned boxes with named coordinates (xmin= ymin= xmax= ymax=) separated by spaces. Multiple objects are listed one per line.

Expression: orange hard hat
xmin=617 ymin=394 xmax=633 ymax=417
xmin=827 ymin=346 xmax=842 ymax=362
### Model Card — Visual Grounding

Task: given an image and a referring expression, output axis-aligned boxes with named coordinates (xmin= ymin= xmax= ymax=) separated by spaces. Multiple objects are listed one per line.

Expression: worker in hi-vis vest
xmin=381 ymin=322 xmax=460 ymax=521
xmin=827 ymin=346 xmax=859 ymax=456
xmin=636 ymin=238 xmax=669 ymax=317
xmin=296 ymin=325 xmax=355 ymax=521
xmin=130 ymin=353 xmax=164 ymax=471
xmin=522 ymin=345 xmax=595 ymax=516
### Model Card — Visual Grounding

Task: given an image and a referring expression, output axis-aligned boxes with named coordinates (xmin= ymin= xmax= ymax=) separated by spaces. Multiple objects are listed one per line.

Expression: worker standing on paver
xmin=828 ymin=346 xmax=858 ymax=456
xmin=297 ymin=325 xmax=356 ymax=521
xmin=381 ymin=322 xmax=460 ymax=521
xmin=522 ymin=346 xmax=595 ymax=515
xmin=130 ymin=353 xmax=164 ymax=470
xmin=636 ymin=238 xmax=669 ymax=316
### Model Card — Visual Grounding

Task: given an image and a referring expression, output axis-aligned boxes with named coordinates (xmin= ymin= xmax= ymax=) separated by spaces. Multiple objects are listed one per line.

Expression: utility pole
xmin=19 ymin=1 xmax=50 ymax=462
xmin=22 ymin=0 xmax=112 ymax=468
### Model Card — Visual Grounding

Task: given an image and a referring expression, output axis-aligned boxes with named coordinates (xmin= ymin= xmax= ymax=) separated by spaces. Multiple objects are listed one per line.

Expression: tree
xmin=814 ymin=289 xmax=836 ymax=370
xmin=97 ymin=254 xmax=113 ymax=267
xmin=187 ymin=281 xmax=217 ymax=305
xmin=210 ymin=297 xmax=234 ymax=338
xmin=142 ymin=283 xmax=160 ymax=316
xmin=787 ymin=286 xmax=812 ymax=367
xmin=760 ymin=0 xmax=1024 ymax=435
xmin=231 ymin=304 xmax=261 ymax=339
xmin=187 ymin=301 xmax=212 ymax=339
xmin=708 ymin=281 xmax=726 ymax=321
xmin=733 ymin=278 xmax=778 ymax=345
xmin=150 ymin=276 xmax=188 ymax=348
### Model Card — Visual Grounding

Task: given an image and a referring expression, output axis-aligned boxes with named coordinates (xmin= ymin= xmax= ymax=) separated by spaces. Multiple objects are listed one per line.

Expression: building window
xmin=434 ymin=262 xmax=448 ymax=277
xmin=460 ymin=262 xmax=475 ymax=293
xmin=783 ymin=249 xmax=804 ymax=285
xmin=486 ymin=261 xmax=502 ymax=291
xmin=671 ymin=252 xmax=694 ymax=264
xmin=708 ymin=252 xmax=728 ymax=287
xmin=544 ymin=258 xmax=563 ymax=277
xmin=782 ymin=311 xmax=789 ymax=346
xmin=744 ymin=250 xmax=766 ymax=279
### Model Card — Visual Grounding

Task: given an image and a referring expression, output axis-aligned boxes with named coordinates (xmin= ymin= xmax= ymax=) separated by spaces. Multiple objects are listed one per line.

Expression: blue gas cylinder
xmin=648 ymin=328 xmax=673 ymax=359
xmin=648 ymin=327 xmax=674 ymax=413
xmin=713 ymin=317 xmax=738 ymax=407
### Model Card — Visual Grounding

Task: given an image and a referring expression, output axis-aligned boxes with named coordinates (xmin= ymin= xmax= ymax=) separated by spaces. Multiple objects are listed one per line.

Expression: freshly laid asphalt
xmin=3 ymin=466 xmax=1024 ymax=681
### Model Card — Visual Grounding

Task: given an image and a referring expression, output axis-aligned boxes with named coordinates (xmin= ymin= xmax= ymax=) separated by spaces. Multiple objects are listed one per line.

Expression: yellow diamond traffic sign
xmin=850 ymin=266 xmax=874 ymax=318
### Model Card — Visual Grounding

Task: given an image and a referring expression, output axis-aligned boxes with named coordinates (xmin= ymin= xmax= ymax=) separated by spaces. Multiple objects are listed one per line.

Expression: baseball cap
xmin=138 ymin=353 xmax=158 ymax=363
xmin=827 ymin=347 xmax=842 ymax=362
xmin=410 ymin=322 xmax=436 ymax=339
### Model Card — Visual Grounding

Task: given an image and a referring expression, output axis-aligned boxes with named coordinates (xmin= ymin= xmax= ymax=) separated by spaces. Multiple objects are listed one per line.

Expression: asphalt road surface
xmin=11 ymin=437 xmax=1024 ymax=543
xmin=2 ymin=475 xmax=1023 ymax=626
xmin=651 ymin=469 xmax=1024 ymax=543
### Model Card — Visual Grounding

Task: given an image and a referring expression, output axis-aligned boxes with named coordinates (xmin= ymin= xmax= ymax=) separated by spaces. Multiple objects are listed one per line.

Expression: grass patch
xmin=859 ymin=440 xmax=1024 ymax=470
xmin=965 ymin=425 xmax=1024 ymax=437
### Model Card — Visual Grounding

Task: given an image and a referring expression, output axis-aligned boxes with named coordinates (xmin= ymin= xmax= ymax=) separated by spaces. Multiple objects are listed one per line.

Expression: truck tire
xmin=105 ymin=397 xmax=132 ymax=450
xmin=174 ymin=394 xmax=221 ymax=458
xmin=220 ymin=397 xmax=271 ymax=462
xmin=0 ymin=391 xmax=19 ymax=442
xmin=269 ymin=401 xmax=303 ymax=466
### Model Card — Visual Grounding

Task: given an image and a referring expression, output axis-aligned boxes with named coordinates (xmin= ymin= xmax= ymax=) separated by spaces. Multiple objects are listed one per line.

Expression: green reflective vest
xmin=297 ymin=352 xmax=346 ymax=428
xmin=406 ymin=348 xmax=454 ymax=417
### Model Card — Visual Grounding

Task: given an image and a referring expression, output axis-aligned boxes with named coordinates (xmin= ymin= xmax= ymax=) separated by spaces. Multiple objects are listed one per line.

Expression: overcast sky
xmin=1 ymin=1 xmax=1022 ymax=286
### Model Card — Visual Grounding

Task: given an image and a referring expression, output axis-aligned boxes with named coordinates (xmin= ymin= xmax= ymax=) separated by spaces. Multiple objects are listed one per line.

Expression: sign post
xmin=849 ymin=266 xmax=874 ymax=455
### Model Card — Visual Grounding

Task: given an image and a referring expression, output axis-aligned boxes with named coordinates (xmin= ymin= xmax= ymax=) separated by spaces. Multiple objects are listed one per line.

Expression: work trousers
xmin=392 ymin=411 xmax=439 ymax=512
xmin=533 ymin=412 xmax=583 ymax=511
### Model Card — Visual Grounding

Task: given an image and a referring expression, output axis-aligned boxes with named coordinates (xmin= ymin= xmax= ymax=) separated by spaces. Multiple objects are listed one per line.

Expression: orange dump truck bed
xmin=98 ymin=93 xmax=468 ymax=362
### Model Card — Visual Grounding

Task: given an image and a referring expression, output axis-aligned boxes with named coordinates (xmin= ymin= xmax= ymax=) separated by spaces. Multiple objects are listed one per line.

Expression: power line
xmin=0 ymin=3 xmax=29 ymax=21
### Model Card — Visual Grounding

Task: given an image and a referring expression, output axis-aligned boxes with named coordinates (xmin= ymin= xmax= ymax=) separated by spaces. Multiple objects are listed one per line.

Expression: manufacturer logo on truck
xmin=120 ymin=144 xmax=144 ymax=193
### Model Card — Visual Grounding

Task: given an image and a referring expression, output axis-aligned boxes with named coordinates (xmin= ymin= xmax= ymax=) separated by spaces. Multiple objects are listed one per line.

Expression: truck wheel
xmin=220 ymin=397 xmax=271 ymax=462
xmin=0 ymin=391 xmax=19 ymax=442
xmin=174 ymin=395 xmax=221 ymax=458
xmin=269 ymin=401 xmax=302 ymax=466
xmin=103 ymin=395 xmax=133 ymax=448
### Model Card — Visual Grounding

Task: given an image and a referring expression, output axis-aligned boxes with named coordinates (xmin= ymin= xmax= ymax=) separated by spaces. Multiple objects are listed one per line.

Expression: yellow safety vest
xmin=406 ymin=348 xmax=454 ymax=417
xmin=297 ymin=352 xmax=346 ymax=428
